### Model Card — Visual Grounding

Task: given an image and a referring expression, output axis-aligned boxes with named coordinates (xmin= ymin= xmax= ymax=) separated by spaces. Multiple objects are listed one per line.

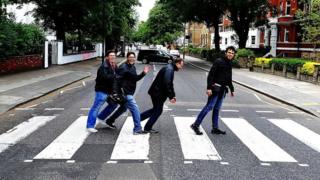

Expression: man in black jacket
xmin=191 ymin=46 xmax=236 ymax=135
xmin=108 ymin=52 xmax=150 ymax=135
xmin=140 ymin=58 xmax=184 ymax=133
xmin=86 ymin=50 xmax=118 ymax=133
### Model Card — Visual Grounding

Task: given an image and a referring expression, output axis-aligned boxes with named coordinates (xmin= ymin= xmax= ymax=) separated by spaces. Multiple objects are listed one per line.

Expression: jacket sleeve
xmin=134 ymin=71 xmax=146 ymax=81
xmin=228 ymin=71 xmax=235 ymax=93
xmin=207 ymin=60 xmax=219 ymax=89
xmin=164 ymin=68 xmax=175 ymax=99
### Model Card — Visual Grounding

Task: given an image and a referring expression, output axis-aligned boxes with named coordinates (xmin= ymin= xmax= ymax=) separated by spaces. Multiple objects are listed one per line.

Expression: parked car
xmin=169 ymin=50 xmax=180 ymax=58
xmin=137 ymin=49 xmax=175 ymax=64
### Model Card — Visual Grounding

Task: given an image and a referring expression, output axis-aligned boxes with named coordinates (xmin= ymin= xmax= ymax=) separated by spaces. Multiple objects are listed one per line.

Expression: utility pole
xmin=101 ymin=0 xmax=106 ymax=63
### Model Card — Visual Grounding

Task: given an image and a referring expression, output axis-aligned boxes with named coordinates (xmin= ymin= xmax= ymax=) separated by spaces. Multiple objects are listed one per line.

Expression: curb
xmin=187 ymin=61 xmax=319 ymax=118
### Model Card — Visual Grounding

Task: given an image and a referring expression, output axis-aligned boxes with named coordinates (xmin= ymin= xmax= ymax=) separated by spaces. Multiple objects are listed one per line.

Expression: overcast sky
xmin=136 ymin=0 xmax=156 ymax=22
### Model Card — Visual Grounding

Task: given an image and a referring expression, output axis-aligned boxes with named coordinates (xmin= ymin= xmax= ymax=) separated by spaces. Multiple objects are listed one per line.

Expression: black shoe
xmin=144 ymin=129 xmax=159 ymax=134
xmin=106 ymin=120 xmax=117 ymax=129
xmin=133 ymin=130 xmax=148 ymax=135
xmin=211 ymin=128 xmax=226 ymax=135
xmin=191 ymin=124 xmax=203 ymax=135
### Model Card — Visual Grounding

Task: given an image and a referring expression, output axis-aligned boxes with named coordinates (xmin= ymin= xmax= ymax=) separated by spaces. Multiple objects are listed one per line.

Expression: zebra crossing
xmin=0 ymin=114 xmax=320 ymax=165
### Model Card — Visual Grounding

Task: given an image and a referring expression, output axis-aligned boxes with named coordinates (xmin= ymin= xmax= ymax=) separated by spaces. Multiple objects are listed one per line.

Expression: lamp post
xmin=101 ymin=0 xmax=106 ymax=63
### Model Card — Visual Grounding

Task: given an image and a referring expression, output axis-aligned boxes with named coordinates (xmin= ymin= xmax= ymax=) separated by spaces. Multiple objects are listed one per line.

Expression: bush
xmin=302 ymin=62 xmax=320 ymax=75
xmin=254 ymin=58 xmax=272 ymax=67
xmin=269 ymin=58 xmax=306 ymax=73
xmin=236 ymin=48 xmax=255 ymax=59
xmin=0 ymin=21 xmax=45 ymax=59
xmin=207 ymin=49 xmax=224 ymax=62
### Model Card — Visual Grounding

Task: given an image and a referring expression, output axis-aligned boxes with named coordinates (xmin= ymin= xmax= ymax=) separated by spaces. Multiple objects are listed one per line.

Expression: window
xmin=286 ymin=1 xmax=291 ymax=15
xmin=284 ymin=29 xmax=289 ymax=42
xmin=225 ymin=38 xmax=228 ymax=45
xmin=251 ymin=36 xmax=256 ymax=45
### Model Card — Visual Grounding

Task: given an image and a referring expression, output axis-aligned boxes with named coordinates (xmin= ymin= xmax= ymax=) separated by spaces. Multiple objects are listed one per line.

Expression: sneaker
xmin=87 ymin=128 xmax=98 ymax=133
xmin=96 ymin=119 xmax=107 ymax=127
xmin=191 ymin=124 xmax=203 ymax=135
xmin=133 ymin=130 xmax=148 ymax=135
xmin=106 ymin=121 xmax=117 ymax=129
xmin=144 ymin=129 xmax=159 ymax=134
xmin=211 ymin=128 xmax=226 ymax=135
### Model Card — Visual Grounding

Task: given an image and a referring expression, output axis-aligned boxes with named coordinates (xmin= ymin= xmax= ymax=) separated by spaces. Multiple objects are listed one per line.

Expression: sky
xmin=136 ymin=0 xmax=156 ymax=22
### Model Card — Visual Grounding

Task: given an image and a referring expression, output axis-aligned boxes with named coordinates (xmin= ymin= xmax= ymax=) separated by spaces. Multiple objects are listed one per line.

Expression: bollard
xmin=313 ymin=65 xmax=320 ymax=83
xmin=271 ymin=63 xmax=275 ymax=74
xmin=296 ymin=66 xmax=301 ymax=80
xmin=283 ymin=64 xmax=287 ymax=78
xmin=261 ymin=60 xmax=265 ymax=72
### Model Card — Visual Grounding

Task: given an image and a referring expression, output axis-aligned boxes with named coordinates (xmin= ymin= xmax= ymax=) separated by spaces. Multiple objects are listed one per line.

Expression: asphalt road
xmin=0 ymin=59 xmax=320 ymax=180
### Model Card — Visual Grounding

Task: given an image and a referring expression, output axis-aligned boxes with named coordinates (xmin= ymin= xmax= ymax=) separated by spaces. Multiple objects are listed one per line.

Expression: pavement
xmin=0 ymin=56 xmax=126 ymax=115
xmin=185 ymin=55 xmax=320 ymax=118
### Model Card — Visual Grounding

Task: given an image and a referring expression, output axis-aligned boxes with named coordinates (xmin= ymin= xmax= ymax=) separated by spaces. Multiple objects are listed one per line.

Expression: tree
xmin=296 ymin=0 xmax=320 ymax=54
xmin=133 ymin=1 xmax=183 ymax=45
xmin=161 ymin=0 xmax=225 ymax=51
xmin=227 ymin=0 xmax=270 ymax=48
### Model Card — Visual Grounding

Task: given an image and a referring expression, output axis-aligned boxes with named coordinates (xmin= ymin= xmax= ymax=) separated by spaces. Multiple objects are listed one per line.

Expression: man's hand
xmin=206 ymin=89 xmax=212 ymax=96
xmin=231 ymin=92 xmax=235 ymax=97
xmin=170 ymin=97 xmax=176 ymax=104
xmin=143 ymin=66 xmax=150 ymax=74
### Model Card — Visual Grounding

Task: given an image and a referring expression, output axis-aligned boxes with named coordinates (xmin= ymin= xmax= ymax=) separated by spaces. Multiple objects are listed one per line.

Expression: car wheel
xmin=142 ymin=59 xmax=149 ymax=64
xmin=167 ymin=59 xmax=173 ymax=64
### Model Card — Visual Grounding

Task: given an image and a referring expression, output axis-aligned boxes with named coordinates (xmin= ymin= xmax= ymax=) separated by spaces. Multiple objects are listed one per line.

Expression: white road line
xmin=256 ymin=111 xmax=274 ymax=113
xmin=45 ymin=108 xmax=64 ymax=111
xmin=253 ymin=93 xmax=262 ymax=101
xmin=220 ymin=162 xmax=229 ymax=165
xmin=23 ymin=160 xmax=33 ymax=163
xmin=33 ymin=116 xmax=90 ymax=160
xmin=106 ymin=161 xmax=118 ymax=164
xmin=174 ymin=117 xmax=221 ymax=160
xmin=80 ymin=108 xmax=90 ymax=111
xmin=66 ymin=160 xmax=75 ymax=163
xmin=298 ymin=163 xmax=309 ymax=167
xmin=144 ymin=161 xmax=153 ymax=164
xmin=260 ymin=162 xmax=271 ymax=166
xmin=187 ymin=109 xmax=201 ymax=112
xmin=0 ymin=116 xmax=56 ymax=154
xmin=164 ymin=104 xmax=169 ymax=109
xmin=110 ymin=117 xmax=150 ymax=160
xmin=221 ymin=110 xmax=239 ymax=112
xmin=268 ymin=119 xmax=320 ymax=153
xmin=184 ymin=161 xmax=193 ymax=164
xmin=221 ymin=118 xmax=297 ymax=162
xmin=288 ymin=112 xmax=303 ymax=114
xmin=15 ymin=108 xmax=35 ymax=111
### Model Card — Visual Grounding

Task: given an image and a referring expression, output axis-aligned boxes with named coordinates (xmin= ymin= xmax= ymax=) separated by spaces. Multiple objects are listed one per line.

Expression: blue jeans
xmin=86 ymin=91 xmax=118 ymax=128
xmin=125 ymin=95 xmax=142 ymax=132
xmin=194 ymin=94 xmax=225 ymax=128
xmin=141 ymin=96 xmax=166 ymax=131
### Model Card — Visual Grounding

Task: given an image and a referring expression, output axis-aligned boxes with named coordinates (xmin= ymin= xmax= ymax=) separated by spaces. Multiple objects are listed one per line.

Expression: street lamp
xmin=101 ymin=0 xmax=106 ymax=63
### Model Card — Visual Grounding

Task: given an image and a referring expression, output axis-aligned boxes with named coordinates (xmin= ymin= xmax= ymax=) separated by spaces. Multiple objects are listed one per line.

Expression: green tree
xmin=296 ymin=0 xmax=320 ymax=53
xmin=227 ymin=0 xmax=270 ymax=48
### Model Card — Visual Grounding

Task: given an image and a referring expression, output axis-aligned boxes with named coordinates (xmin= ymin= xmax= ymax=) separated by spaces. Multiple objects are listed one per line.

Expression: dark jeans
xmin=141 ymin=96 xmax=166 ymax=131
xmin=193 ymin=93 xmax=225 ymax=128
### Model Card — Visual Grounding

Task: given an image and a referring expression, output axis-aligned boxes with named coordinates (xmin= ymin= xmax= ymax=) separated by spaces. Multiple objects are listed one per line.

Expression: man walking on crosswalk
xmin=140 ymin=58 xmax=184 ymax=133
xmin=191 ymin=46 xmax=236 ymax=135
xmin=86 ymin=50 xmax=119 ymax=133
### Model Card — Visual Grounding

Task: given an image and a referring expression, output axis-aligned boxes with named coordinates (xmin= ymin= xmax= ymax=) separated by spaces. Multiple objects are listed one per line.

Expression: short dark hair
xmin=225 ymin=46 xmax=236 ymax=53
xmin=127 ymin=52 xmax=136 ymax=58
xmin=174 ymin=58 xmax=184 ymax=64
xmin=106 ymin=50 xmax=116 ymax=57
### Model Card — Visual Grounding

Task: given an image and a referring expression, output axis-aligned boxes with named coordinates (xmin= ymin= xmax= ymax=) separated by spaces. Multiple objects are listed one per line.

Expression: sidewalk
xmin=0 ymin=57 xmax=126 ymax=115
xmin=185 ymin=55 xmax=320 ymax=117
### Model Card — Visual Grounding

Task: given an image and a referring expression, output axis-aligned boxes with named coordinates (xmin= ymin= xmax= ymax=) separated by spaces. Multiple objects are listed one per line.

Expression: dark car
xmin=137 ymin=50 xmax=175 ymax=64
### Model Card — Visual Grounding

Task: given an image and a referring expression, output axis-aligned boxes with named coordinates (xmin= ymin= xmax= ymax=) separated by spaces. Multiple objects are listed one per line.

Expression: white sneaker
xmin=87 ymin=128 xmax=98 ymax=133
xmin=96 ymin=119 xmax=107 ymax=126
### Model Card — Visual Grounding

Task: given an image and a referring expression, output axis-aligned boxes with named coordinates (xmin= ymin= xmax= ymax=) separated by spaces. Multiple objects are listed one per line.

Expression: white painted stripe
xmin=66 ymin=160 xmax=75 ymax=163
xmin=144 ymin=160 xmax=153 ymax=164
xmin=221 ymin=118 xmax=297 ymax=162
xmin=24 ymin=160 xmax=33 ymax=163
xmin=187 ymin=109 xmax=201 ymax=112
xmin=110 ymin=117 xmax=150 ymax=160
xmin=106 ymin=161 xmax=118 ymax=164
xmin=256 ymin=111 xmax=274 ymax=113
xmin=184 ymin=161 xmax=193 ymax=164
xmin=174 ymin=117 xmax=221 ymax=160
xmin=33 ymin=116 xmax=90 ymax=159
xmin=0 ymin=116 xmax=56 ymax=154
xmin=45 ymin=108 xmax=64 ymax=111
xmin=268 ymin=119 xmax=320 ymax=153
xmin=253 ymin=93 xmax=262 ymax=101
xmin=260 ymin=162 xmax=271 ymax=166
xmin=15 ymin=108 xmax=35 ymax=111
xmin=220 ymin=162 xmax=229 ymax=165
xmin=164 ymin=104 xmax=169 ymax=109
xmin=298 ymin=163 xmax=309 ymax=167
xmin=288 ymin=112 xmax=303 ymax=114
xmin=221 ymin=110 xmax=239 ymax=112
